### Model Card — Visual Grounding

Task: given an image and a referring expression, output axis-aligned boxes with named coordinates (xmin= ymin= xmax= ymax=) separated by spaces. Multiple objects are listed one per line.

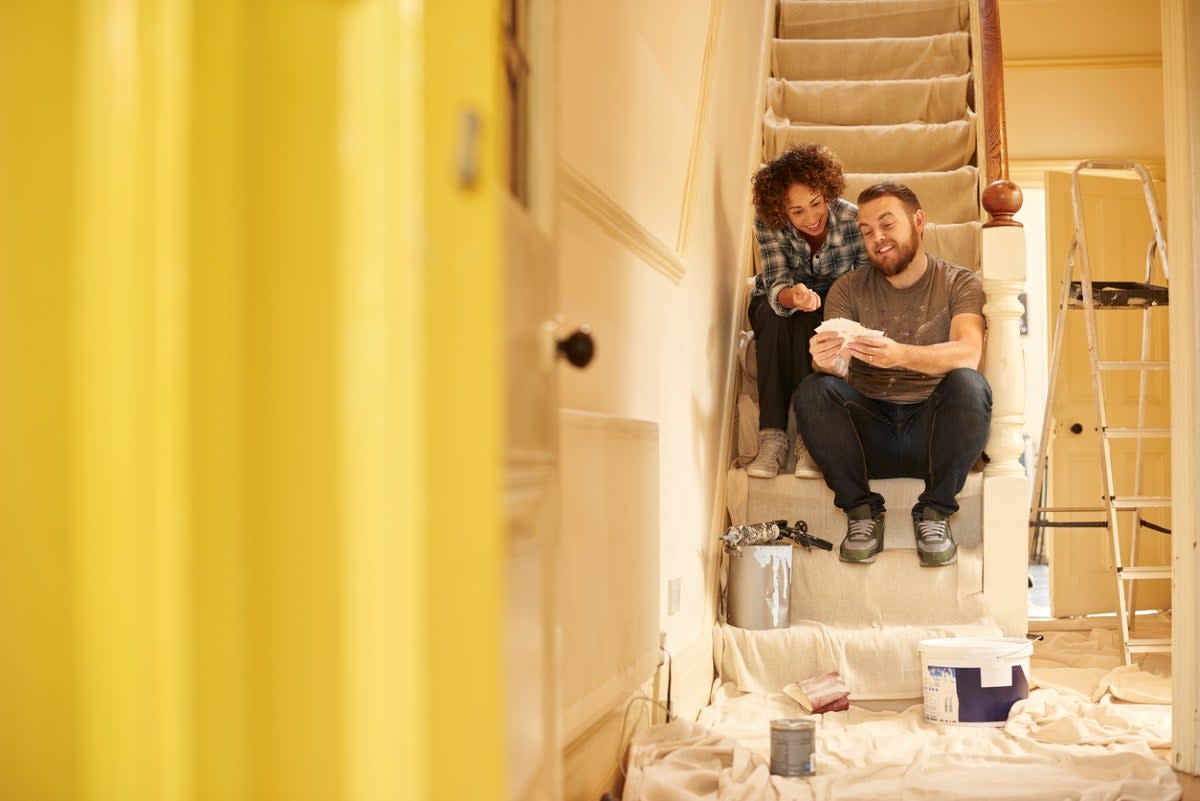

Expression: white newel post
xmin=981 ymin=221 xmax=1029 ymax=636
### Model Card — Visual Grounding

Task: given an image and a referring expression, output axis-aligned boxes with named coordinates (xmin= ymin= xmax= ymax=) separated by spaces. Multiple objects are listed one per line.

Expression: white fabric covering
xmin=763 ymin=109 xmax=978 ymax=173
xmin=623 ymin=699 xmax=1178 ymax=801
xmin=778 ymin=0 xmax=968 ymax=40
xmin=715 ymin=620 xmax=1002 ymax=701
xmin=767 ymin=76 xmax=971 ymax=126
xmin=622 ymin=631 xmax=1180 ymax=801
xmin=773 ymin=33 xmax=970 ymax=81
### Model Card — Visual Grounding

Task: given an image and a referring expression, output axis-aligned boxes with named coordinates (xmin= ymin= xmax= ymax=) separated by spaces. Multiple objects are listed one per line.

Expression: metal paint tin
xmin=769 ymin=718 xmax=815 ymax=777
xmin=726 ymin=544 xmax=792 ymax=629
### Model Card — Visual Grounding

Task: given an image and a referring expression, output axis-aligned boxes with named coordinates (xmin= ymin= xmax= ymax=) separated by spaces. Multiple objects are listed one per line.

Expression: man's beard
xmin=869 ymin=230 xmax=918 ymax=277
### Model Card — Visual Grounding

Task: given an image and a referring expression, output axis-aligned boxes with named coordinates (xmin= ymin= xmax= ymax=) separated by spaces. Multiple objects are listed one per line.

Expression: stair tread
xmin=779 ymin=0 xmax=968 ymax=40
xmin=764 ymin=110 xmax=977 ymax=173
xmin=773 ymin=32 xmax=969 ymax=81
xmin=921 ymin=221 xmax=982 ymax=267
xmin=768 ymin=74 xmax=970 ymax=126
xmin=736 ymin=468 xmax=983 ymax=552
xmin=716 ymin=619 xmax=1001 ymax=700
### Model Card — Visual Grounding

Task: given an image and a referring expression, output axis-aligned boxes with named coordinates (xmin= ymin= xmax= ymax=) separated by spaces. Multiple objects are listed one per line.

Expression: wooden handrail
xmin=978 ymin=0 xmax=1023 ymax=228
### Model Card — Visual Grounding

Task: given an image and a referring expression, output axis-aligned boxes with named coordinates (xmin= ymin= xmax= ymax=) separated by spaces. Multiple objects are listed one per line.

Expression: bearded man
xmin=795 ymin=182 xmax=992 ymax=568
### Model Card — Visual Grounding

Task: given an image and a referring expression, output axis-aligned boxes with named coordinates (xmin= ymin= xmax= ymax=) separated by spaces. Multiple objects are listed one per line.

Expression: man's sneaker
xmin=746 ymin=429 xmax=788 ymax=478
xmin=914 ymin=508 xmax=957 ymax=567
xmin=792 ymin=435 xmax=822 ymax=479
xmin=838 ymin=504 xmax=884 ymax=564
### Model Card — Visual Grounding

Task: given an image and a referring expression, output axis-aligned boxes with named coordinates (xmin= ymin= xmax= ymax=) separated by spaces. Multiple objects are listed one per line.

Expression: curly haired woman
xmin=746 ymin=143 xmax=868 ymax=479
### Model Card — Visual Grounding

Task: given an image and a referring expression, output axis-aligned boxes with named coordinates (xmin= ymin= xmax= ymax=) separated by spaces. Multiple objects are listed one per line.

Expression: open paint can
xmin=918 ymin=637 xmax=1032 ymax=726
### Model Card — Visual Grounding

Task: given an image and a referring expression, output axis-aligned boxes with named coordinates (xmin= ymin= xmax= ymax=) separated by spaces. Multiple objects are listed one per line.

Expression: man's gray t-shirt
xmin=824 ymin=254 xmax=985 ymax=403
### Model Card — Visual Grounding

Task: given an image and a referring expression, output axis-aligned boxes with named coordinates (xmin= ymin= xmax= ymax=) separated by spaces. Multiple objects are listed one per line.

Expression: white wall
xmin=554 ymin=3 xmax=772 ymax=790
xmin=1000 ymin=0 xmax=1166 ymax=526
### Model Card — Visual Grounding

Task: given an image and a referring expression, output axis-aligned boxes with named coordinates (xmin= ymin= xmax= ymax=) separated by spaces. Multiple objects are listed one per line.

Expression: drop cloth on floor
xmin=621 ymin=626 xmax=1179 ymax=801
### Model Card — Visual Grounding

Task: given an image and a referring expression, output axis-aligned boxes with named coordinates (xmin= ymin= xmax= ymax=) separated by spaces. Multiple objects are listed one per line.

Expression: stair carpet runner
xmin=723 ymin=0 xmax=998 ymax=704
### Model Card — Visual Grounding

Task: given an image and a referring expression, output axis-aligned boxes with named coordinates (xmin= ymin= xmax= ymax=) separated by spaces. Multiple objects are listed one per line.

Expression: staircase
xmin=720 ymin=0 xmax=1029 ymax=703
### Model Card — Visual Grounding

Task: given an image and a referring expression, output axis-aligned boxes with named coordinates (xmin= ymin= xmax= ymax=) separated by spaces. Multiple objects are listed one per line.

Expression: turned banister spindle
xmin=979 ymin=186 xmax=1027 ymax=479
xmin=982 ymin=269 xmax=1028 ymax=477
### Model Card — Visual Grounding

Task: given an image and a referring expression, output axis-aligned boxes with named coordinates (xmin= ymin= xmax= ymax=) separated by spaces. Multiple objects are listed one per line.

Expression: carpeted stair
xmin=722 ymin=0 xmax=1002 ymax=704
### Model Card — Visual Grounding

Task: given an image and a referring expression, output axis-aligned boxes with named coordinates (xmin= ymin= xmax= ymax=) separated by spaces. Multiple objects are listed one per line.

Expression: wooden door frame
xmin=1161 ymin=0 xmax=1199 ymax=777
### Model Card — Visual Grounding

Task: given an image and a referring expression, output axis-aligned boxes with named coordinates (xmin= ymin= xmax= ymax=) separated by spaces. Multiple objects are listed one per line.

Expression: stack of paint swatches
xmin=783 ymin=670 xmax=851 ymax=714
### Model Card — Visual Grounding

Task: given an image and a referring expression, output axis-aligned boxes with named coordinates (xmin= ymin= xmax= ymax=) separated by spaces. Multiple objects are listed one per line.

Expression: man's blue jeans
xmin=793 ymin=368 xmax=992 ymax=519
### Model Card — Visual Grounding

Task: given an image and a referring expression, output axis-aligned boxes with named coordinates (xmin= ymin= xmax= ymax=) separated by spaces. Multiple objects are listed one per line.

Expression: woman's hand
xmin=782 ymin=285 xmax=822 ymax=313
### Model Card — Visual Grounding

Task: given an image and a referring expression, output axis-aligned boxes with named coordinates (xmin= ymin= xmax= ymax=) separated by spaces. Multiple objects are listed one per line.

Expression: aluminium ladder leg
xmin=1028 ymin=160 xmax=1172 ymax=665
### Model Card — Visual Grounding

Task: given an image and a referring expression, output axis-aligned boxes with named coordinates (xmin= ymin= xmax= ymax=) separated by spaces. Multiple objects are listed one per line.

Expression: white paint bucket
xmin=726 ymin=544 xmax=791 ymax=630
xmin=917 ymin=637 xmax=1033 ymax=726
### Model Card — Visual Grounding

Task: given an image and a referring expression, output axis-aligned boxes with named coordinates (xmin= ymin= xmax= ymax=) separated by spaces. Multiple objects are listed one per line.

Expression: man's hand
xmin=809 ymin=331 xmax=848 ymax=377
xmin=845 ymin=334 xmax=902 ymax=368
xmin=781 ymin=285 xmax=821 ymax=313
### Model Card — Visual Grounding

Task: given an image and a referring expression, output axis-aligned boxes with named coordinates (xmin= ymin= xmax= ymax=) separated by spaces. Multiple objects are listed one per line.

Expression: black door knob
xmin=557 ymin=327 xmax=595 ymax=368
xmin=1070 ymin=423 xmax=1084 ymax=435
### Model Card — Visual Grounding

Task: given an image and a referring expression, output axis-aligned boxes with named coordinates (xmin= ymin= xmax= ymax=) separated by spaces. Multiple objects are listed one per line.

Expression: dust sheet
xmin=622 ymin=629 xmax=1179 ymax=801
xmin=623 ymin=689 xmax=1178 ymax=801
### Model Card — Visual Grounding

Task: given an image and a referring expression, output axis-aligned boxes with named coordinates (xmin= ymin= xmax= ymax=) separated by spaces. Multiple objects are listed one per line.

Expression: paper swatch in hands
xmin=814 ymin=317 xmax=885 ymax=342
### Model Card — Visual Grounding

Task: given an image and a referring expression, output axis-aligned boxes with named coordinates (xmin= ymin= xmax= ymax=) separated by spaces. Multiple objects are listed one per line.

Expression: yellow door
xmin=418 ymin=2 xmax=510 ymax=800
xmin=1045 ymin=169 xmax=1172 ymax=618
xmin=0 ymin=2 xmax=507 ymax=801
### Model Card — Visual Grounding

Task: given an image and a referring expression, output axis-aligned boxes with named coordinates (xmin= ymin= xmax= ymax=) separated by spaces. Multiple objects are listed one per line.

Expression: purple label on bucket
xmin=925 ymin=664 xmax=1029 ymax=724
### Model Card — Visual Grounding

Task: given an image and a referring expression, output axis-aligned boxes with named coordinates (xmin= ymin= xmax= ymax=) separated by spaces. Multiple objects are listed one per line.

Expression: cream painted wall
xmin=555 ymin=3 xmax=771 ymax=789
xmin=558 ymin=1 xmax=712 ymax=249
xmin=999 ymin=0 xmax=1166 ymax=500
xmin=1002 ymin=0 xmax=1161 ymax=58
xmin=1002 ymin=0 xmax=1200 ymax=770
xmin=1001 ymin=0 xmax=1164 ymax=164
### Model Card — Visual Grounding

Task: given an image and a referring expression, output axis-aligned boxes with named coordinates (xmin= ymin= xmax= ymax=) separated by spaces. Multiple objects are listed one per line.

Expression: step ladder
xmin=1029 ymin=160 xmax=1172 ymax=665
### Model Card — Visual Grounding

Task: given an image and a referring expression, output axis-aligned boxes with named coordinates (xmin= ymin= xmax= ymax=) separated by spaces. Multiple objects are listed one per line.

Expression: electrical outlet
xmin=667 ymin=577 xmax=681 ymax=615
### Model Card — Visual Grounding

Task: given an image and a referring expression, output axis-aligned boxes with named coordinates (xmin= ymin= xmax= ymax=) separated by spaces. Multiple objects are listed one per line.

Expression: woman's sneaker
xmin=746 ymin=429 xmax=789 ymax=478
xmin=914 ymin=508 xmax=957 ymax=567
xmin=792 ymin=435 xmax=822 ymax=479
xmin=838 ymin=504 xmax=884 ymax=564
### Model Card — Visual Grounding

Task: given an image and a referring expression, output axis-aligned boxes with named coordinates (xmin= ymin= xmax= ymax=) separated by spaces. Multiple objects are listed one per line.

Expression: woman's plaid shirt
xmin=751 ymin=197 xmax=869 ymax=315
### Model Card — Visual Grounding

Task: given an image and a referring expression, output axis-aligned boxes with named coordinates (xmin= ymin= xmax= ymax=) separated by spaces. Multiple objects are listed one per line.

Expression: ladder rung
xmin=1126 ymin=639 xmax=1172 ymax=654
xmin=1103 ymin=427 xmax=1170 ymax=439
xmin=1118 ymin=566 xmax=1172 ymax=580
xmin=1096 ymin=360 xmax=1169 ymax=371
xmin=1110 ymin=496 xmax=1172 ymax=509
xmin=1028 ymin=519 xmax=1106 ymax=528
xmin=1032 ymin=506 xmax=1105 ymax=514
